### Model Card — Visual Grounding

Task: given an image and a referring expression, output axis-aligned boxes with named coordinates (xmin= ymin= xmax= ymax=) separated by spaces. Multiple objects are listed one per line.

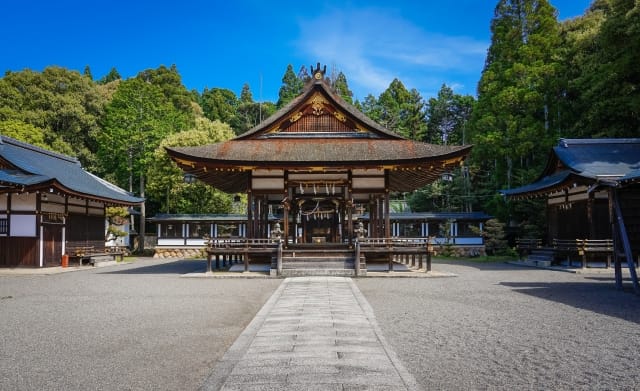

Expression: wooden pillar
xmin=283 ymin=172 xmax=290 ymax=247
xmin=384 ymin=193 xmax=391 ymax=239
xmin=611 ymin=188 xmax=640 ymax=293
xmin=369 ymin=198 xmax=381 ymax=238
xmin=247 ymin=190 xmax=253 ymax=239
xmin=347 ymin=171 xmax=353 ymax=247
xmin=369 ymin=196 xmax=376 ymax=238
xmin=610 ymin=188 xmax=622 ymax=289
xmin=587 ymin=191 xmax=595 ymax=239
xmin=206 ymin=251 xmax=212 ymax=273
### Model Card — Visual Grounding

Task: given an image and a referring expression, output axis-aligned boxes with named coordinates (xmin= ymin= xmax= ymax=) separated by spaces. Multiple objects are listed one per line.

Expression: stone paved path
xmin=201 ymin=276 xmax=420 ymax=391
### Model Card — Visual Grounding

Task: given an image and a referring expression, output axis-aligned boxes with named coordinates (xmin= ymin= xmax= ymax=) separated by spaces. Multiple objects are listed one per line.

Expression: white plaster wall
xmin=10 ymin=214 xmax=36 ymax=237
xmin=11 ymin=193 xmax=36 ymax=211
xmin=41 ymin=203 xmax=65 ymax=213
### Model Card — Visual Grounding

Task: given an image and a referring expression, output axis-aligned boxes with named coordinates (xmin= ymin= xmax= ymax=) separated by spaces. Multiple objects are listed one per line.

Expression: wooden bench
xmin=553 ymin=239 xmax=581 ymax=266
xmin=66 ymin=246 xmax=124 ymax=266
xmin=577 ymin=239 xmax=613 ymax=269
xmin=515 ymin=238 xmax=541 ymax=260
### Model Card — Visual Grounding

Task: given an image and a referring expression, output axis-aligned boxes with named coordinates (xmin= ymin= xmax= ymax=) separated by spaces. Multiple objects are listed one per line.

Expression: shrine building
xmin=167 ymin=64 xmax=471 ymax=244
xmin=166 ymin=64 xmax=472 ymax=275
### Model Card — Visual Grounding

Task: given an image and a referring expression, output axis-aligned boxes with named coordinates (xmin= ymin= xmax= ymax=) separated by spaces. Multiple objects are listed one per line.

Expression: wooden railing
xmin=205 ymin=238 xmax=281 ymax=273
xmin=515 ymin=238 xmax=542 ymax=259
xmin=204 ymin=237 xmax=434 ymax=274
xmin=357 ymin=237 xmax=433 ymax=272
xmin=551 ymin=238 xmax=615 ymax=268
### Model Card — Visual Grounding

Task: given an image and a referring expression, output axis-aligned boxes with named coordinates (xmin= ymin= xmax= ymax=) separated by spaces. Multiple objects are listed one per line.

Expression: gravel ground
xmin=0 ymin=258 xmax=281 ymax=391
xmin=3 ymin=258 xmax=639 ymax=390
xmin=357 ymin=260 xmax=640 ymax=391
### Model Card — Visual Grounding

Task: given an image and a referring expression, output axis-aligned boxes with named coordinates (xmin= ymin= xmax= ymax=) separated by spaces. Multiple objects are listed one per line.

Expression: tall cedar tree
xmin=572 ymin=0 xmax=640 ymax=136
xmin=332 ymin=72 xmax=354 ymax=104
xmin=557 ymin=0 xmax=610 ymax=138
xmin=425 ymin=84 xmax=474 ymax=145
xmin=470 ymin=0 xmax=561 ymax=222
xmin=235 ymin=83 xmax=277 ymax=133
xmin=376 ymin=78 xmax=426 ymax=139
xmin=277 ymin=64 xmax=304 ymax=108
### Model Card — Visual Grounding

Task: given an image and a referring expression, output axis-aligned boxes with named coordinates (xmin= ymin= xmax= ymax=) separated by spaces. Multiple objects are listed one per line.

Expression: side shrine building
xmin=166 ymin=65 xmax=472 ymax=275
xmin=502 ymin=138 xmax=640 ymax=292
xmin=0 ymin=136 xmax=144 ymax=267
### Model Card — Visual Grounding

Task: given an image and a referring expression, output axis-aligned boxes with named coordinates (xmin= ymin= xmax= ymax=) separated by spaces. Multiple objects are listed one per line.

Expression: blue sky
xmin=2 ymin=0 xmax=592 ymax=102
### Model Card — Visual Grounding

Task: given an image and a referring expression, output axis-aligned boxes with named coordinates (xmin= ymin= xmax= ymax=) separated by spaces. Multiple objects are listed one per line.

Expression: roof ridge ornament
xmin=311 ymin=62 xmax=326 ymax=80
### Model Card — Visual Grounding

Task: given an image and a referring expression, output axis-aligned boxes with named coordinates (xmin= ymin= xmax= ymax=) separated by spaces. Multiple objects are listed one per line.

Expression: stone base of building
xmin=153 ymin=247 xmax=206 ymax=259
xmin=431 ymin=245 xmax=486 ymax=258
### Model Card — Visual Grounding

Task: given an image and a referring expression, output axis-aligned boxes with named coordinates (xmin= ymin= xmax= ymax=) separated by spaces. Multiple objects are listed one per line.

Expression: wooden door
xmin=43 ymin=225 xmax=63 ymax=267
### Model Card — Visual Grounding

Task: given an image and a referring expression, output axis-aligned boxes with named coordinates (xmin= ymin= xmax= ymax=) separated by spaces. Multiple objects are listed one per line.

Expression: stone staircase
xmin=273 ymin=248 xmax=361 ymax=277
xmin=524 ymin=248 xmax=555 ymax=267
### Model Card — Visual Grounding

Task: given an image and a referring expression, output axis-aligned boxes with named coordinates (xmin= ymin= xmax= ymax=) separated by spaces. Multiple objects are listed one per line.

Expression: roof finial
xmin=311 ymin=62 xmax=326 ymax=80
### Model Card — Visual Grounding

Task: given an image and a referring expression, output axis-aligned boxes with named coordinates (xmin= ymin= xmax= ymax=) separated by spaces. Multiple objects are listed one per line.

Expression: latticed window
xmin=189 ymin=223 xmax=209 ymax=238
xmin=0 ymin=217 xmax=7 ymax=234
xmin=286 ymin=114 xmax=351 ymax=132
xmin=161 ymin=223 xmax=181 ymax=238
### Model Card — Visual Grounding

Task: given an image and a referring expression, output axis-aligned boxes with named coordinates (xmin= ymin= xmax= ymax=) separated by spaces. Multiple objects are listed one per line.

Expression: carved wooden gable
xmin=265 ymin=91 xmax=366 ymax=134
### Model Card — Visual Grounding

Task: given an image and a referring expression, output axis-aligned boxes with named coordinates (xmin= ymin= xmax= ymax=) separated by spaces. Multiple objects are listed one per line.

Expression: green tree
xmin=146 ymin=117 xmax=236 ymax=214
xmin=556 ymin=2 xmax=609 ymax=138
xmin=98 ymin=77 xmax=189 ymax=251
xmin=277 ymin=64 xmax=304 ymax=108
xmin=200 ymin=87 xmax=238 ymax=126
xmin=83 ymin=65 xmax=93 ymax=80
xmin=0 ymin=66 xmax=107 ymax=168
xmin=137 ymin=64 xmax=194 ymax=115
xmin=0 ymin=119 xmax=73 ymax=154
xmin=469 ymin=0 xmax=561 ymax=220
xmin=359 ymin=94 xmax=383 ymax=123
xmin=332 ymin=71 xmax=354 ymax=104
xmin=425 ymin=84 xmax=474 ymax=145
xmin=377 ymin=79 xmax=426 ymax=139
xmin=98 ymin=67 xmax=121 ymax=84
xmin=98 ymin=77 xmax=186 ymax=187
xmin=233 ymin=83 xmax=277 ymax=134
xmin=569 ymin=0 xmax=639 ymax=136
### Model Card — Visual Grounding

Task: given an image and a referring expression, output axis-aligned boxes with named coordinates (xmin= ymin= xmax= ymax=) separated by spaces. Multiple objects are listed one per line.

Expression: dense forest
xmin=0 ymin=0 xmax=638 ymax=238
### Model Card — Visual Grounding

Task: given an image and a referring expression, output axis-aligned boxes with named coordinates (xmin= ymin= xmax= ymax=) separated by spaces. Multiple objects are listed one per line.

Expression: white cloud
xmin=294 ymin=6 xmax=487 ymax=99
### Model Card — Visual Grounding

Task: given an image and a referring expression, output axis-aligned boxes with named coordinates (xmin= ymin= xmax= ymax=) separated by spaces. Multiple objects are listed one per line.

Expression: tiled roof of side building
xmin=501 ymin=138 xmax=640 ymax=198
xmin=0 ymin=135 xmax=143 ymax=205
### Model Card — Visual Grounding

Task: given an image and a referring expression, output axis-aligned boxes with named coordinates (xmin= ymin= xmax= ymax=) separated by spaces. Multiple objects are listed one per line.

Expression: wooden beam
xmin=612 ymin=188 xmax=640 ymax=293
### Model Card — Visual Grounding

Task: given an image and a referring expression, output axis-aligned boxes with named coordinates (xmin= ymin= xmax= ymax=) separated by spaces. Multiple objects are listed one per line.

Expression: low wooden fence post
xmin=206 ymin=251 xmax=212 ymax=273
xmin=355 ymin=240 xmax=360 ymax=277
xmin=276 ymin=240 xmax=283 ymax=276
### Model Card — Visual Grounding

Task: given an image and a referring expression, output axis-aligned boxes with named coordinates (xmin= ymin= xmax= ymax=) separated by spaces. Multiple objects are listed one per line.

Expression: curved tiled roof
xmin=501 ymin=138 xmax=640 ymax=199
xmin=0 ymin=136 xmax=143 ymax=205
xmin=166 ymin=70 xmax=472 ymax=193
xmin=169 ymin=139 xmax=470 ymax=166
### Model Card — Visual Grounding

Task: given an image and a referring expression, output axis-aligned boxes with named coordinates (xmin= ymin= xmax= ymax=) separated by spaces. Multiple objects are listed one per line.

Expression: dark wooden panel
xmin=67 ymin=214 xmax=105 ymax=242
xmin=0 ymin=237 xmax=37 ymax=267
